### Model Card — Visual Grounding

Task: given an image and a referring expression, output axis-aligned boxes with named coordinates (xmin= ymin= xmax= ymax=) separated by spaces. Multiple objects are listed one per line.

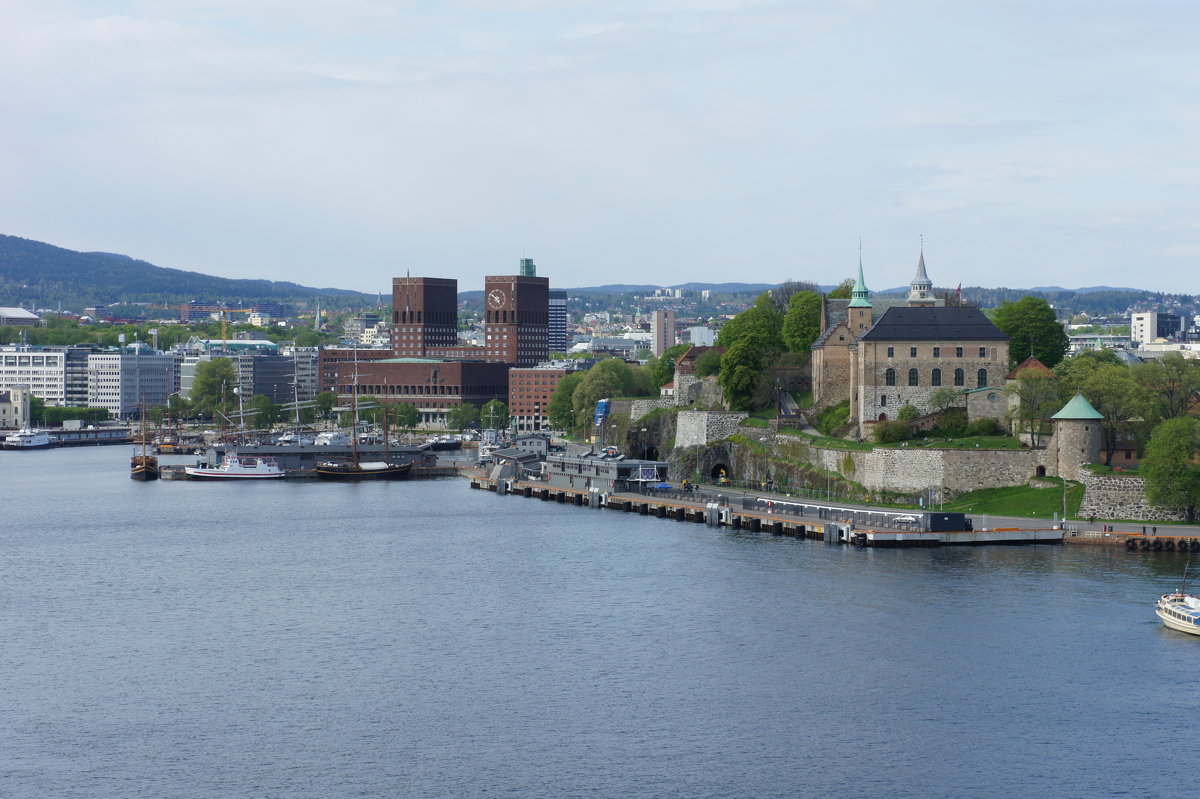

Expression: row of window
xmin=884 ymin=368 xmax=988 ymax=388
xmin=887 ymin=346 xmax=991 ymax=359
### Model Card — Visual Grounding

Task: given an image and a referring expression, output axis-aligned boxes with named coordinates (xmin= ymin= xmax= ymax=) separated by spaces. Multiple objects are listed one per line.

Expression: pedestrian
xmin=1153 ymin=526 xmax=1157 ymax=535
xmin=1142 ymin=526 xmax=1146 ymax=534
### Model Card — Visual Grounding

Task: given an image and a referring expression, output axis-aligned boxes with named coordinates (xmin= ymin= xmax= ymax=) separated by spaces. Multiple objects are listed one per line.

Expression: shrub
xmin=897 ymin=404 xmax=920 ymax=422
xmin=930 ymin=409 xmax=968 ymax=438
xmin=815 ymin=400 xmax=850 ymax=436
xmin=873 ymin=420 xmax=910 ymax=444
xmin=967 ymin=417 xmax=1005 ymax=437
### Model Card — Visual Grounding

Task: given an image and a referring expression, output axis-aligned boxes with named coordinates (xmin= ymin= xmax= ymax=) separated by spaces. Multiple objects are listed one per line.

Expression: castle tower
xmin=907 ymin=248 xmax=935 ymax=307
xmin=1049 ymin=393 xmax=1103 ymax=481
xmin=847 ymin=255 xmax=873 ymax=333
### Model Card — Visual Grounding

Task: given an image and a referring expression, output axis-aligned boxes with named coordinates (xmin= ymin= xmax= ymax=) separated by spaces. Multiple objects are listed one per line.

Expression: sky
xmin=2 ymin=1 xmax=1198 ymax=296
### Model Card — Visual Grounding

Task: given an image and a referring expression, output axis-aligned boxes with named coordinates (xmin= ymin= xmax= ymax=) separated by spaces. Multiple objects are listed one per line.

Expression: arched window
xmin=977 ymin=368 xmax=988 ymax=387
xmin=931 ymin=368 xmax=942 ymax=387
xmin=885 ymin=368 xmax=896 ymax=386
xmin=954 ymin=368 xmax=965 ymax=387
xmin=908 ymin=368 xmax=919 ymax=386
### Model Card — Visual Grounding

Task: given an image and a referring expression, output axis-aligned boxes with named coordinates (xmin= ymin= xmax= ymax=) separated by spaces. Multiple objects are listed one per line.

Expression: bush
xmin=873 ymin=420 xmax=910 ymax=444
xmin=897 ymin=404 xmax=920 ymax=422
xmin=815 ymin=400 xmax=850 ymax=436
xmin=967 ymin=417 xmax=1005 ymax=437
xmin=929 ymin=409 xmax=968 ymax=438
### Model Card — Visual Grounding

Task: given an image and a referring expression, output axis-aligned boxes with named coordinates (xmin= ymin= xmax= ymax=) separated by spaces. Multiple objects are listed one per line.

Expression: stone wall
xmin=1077 ymin=472 xmax=1186 ymax=522
xmin=628 ymin=398 xmax=671 ymax=420
xmin=676 ymin=411 xmax=748 ymax=448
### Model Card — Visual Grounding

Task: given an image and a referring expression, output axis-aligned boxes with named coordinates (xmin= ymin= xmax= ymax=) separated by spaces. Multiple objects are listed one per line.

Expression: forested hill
xmin=0 ymin=235 xmax=375 ymax=311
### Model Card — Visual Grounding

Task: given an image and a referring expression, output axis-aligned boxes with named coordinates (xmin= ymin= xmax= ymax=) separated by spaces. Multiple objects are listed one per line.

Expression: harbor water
xmin=2 ymin=446 xmax=1196 ymax=798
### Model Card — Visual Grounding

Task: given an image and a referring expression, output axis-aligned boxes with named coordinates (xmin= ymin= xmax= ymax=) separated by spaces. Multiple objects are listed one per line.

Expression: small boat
xmin=1156 ymin=592 xmax=1200 ymax=636
xmin=131 ymin=404 xmax=160 ymax=481
xmin=184 ymin=455 xmax=285 ymax=480
xmin=315 ymin=460 xmax=412 ymax=481
xmin=2 ymin=428 xmax=53 ymax=450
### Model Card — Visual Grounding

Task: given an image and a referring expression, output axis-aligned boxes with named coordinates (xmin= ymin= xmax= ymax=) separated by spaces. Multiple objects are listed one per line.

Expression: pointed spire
xmin=907 ymin=239 xmax=935 ymax=306
xmin=848 ymin=244 xmax=871 ymax=308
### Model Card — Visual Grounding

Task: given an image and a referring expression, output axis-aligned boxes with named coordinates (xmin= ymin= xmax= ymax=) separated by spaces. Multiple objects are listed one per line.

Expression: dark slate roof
xmin=860 ymin=307 xmax=1008 ymax=342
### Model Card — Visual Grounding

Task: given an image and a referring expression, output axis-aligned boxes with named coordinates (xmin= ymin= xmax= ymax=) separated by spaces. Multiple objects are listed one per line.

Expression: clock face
xmin=487 ymin=289 xmax=507 ymax=309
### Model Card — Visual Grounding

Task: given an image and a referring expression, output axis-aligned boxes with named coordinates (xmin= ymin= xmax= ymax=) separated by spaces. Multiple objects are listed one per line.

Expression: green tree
xmin=1057 ymin=357 xmax=1151 ymax=465
xmin=928 ymin=386 xmax=965 ymax=413
xmin=1005 ymin=367 xmax=1064 ymax=447
xmin=827 ymin=278 xmax=855 ymax=300
xmin=896 ymin=404 xmax=920 ymax=422
xmin=718 ymin=333 xmax=777 ymax=411
xmin=781 ymin=290 xmax=822 ymax=356
xmin=716 ymin=292 xmax=785 ymax=352
xmin=250 ymin=394 xmax=281 ymax=429
xmin=391 ymin=402 xmax=420 ymax=432
xmin=1132 ymin=353 xmax=1200 ymax=424
xmin=29 ymin=395 xmax=46 ymax=425
xmin=648 ymin=343 xmax=689 ymax=388
xmin=481 ymin=399 xmax=510 ymax=430
xmin=315 ymin=391 xmax=338 ymax=420
xmin=190 ymin=358 xmax=237 ymax=420
xmin=446 ymin=403 xmax=481 ymax=431
xmin=693 ymin=348 xmax=722 ymax=378
xmin=990 ymin=296 xmax=1069 ymax=369
xmin=547 ymin=371 xmax=585 ymax=432
xmin=572 ymin=360 xmax=630 ymax=430
xmin=873 ymin=420 xmax=910 ymax=443
xmin=1142 ymin=417 xmax=1200 ymax=522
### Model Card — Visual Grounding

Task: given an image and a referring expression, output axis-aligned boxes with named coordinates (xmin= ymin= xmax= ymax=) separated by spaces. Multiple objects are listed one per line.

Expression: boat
xmin=315 ymin=357 xmax=411 ymax=481
xmin=1157 ymin=560 xmax=1200 ymax=635
xmin=131 ymin=404 xmax=160 ymax=481
xmin=423 ymin=435 xmax=462 ymax=451
xmin=1156 ymin=592 xmax=1200 ymax=635
xmin=184 ymin=455 xmax=285 ymax=480
xmin=2 ymin=428 xmax=53 ymax=450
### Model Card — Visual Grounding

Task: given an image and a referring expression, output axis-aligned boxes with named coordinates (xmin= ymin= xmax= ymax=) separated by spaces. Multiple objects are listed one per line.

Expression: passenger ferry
xmin=184 ymin=455 xmax=285 ymax=480
xmin=1156 ymin=592 xmax=1200 ymax=636
xmin=2 ymin=428 xmax=53 ymax=450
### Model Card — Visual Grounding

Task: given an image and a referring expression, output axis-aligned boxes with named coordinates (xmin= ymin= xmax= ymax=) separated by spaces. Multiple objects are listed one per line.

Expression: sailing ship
xmin=131 ymin=403 xmax=160 ymax=481
xmin=315 ymin=354 xmax=411 ymax=481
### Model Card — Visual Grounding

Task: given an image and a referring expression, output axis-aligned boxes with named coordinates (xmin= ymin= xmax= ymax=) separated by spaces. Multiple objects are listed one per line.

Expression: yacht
xmin=185 ymin=455 xmax=285 ymax=480
xmin=2 ymin=429 xmax=53 ymax=450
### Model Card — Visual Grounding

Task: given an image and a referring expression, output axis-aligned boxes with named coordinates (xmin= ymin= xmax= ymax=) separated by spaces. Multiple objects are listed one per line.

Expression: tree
xmin=446 ymin=403 xmax=480 ymax=431
xmin=572 ymin=361 xmax=629 ymax=430
xmin=928 ymin=386 xmax=965 ymax=413
xmin=250 ymin=394 xmax=281 ymax=429
xmin=781 ymin=290 xmax=822 ymax=356
xmin=481 ymin=399 xmax=509 ymax=430
xmin=1132 ymin=353 xmax=1200 ymax=424
xmin=716 ymin=292 xmax=784 ymax=352
xmin=768 ymin=280 xmax=820 ymax=313
xmin=826 ymin=278 xmax=855 ymax=300
xmin=896 ymin=404 xmax=920 ymax=422
xmin=718 ymin=333 xmax=776 ymax=411
xmin=990 ymin=296 xmax=1069 ymax=369
xmin=391 ymin=402 xmax=420 ymax=432
xmin=190 ymin=358 xmax=237 ymax=420
xmin=1142 ymin=417 xmax=1200 ymax=522
xmin=648 ymin=343 xmax=689 ymax=388
xmin=547 ymin=371 xmax=585 ymax=432
xmin=28 ymin=395 xmax=46 ymax=425
xmin=693 ymin=349 xmax=722 ymax=378
xmin=1058 ymin=359 xmax=1151 ymax=465
xmin=1005 ymin=367 xmax=1064 ymax=447
xmin=315 ymin=391 xmax=338 ymax=420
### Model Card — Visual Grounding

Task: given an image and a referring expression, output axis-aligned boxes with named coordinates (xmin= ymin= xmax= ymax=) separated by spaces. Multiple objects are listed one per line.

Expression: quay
xmin=466 ymin=470 xmax=1064 ymax=548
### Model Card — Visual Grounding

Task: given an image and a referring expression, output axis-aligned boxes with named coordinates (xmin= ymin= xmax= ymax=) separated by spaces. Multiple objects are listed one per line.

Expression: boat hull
xmin=131 ymin=456 xmax=160 ymax=481
xmin=1156 ymin=594 xmax=1200 ymax=635
xmin=184 ymin=470 xmax=285 ymax=480
xmin=315 ymin=463 xmax=412 ymax=481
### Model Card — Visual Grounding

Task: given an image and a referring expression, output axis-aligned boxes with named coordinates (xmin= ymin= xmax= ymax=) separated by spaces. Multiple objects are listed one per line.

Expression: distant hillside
xmin=0 ymin=235 xmax=375 ymax=313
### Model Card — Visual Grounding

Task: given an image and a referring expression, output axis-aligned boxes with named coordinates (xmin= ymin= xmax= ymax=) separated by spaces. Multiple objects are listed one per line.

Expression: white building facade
xmin=87 ymin=346 xmax=174 ymax=419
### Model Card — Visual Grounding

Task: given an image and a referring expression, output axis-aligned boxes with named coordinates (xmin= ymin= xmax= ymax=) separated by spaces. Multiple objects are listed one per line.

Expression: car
xmin=893 ymin=514 xmax=918 ymax=524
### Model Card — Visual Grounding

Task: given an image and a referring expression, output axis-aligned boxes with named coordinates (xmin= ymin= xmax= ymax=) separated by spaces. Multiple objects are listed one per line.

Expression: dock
xmin=467 ymin=473 xmax=1064 ymax=548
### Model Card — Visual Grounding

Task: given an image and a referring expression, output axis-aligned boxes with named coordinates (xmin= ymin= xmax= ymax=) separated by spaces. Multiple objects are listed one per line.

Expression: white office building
xmin=87 ymin=345 xmax=174 ymax=419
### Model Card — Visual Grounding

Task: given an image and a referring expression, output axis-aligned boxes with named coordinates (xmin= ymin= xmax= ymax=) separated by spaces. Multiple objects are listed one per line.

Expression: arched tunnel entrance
xmin=711 ymin=462 xmax=731 ymax=483
xmin=635 ymin=445 xmax=660 ymax=461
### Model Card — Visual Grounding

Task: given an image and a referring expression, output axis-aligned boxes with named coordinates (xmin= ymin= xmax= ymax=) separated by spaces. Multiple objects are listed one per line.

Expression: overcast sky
xmin=3 ymin=1 xmax=1197 ymax=296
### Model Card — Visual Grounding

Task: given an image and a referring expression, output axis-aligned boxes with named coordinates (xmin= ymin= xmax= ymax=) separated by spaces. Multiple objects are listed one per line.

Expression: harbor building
xmin=86 ymin=345 xmax=174 ymax=419
xmin=508 ymin=360 xmax=594 ymax=432
xmin=0 ymin=385 xmax=32 ymax=429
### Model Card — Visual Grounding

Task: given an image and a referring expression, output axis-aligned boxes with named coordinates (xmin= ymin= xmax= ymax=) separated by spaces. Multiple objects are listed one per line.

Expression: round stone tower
xmin=1050 ymin=393 xmax=1103 ymax=481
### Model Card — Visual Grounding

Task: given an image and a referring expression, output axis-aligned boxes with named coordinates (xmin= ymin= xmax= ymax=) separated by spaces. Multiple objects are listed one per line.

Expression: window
xmin=979 ymin=346 xmax=987 ymax=358
xmin=885 ymin=368 xmax=896 ymax=386
xmin=910 ymin=347 xmax=917 ymax=358
xmin=887 ymin=347 xmax=894 ymax=358
xmin=931 ymin=368 xmax=942 ymax=386
xmin=977 ymin=369 xmax=988 ymax=387
xmin=881 ymin=395 xmax=887 ymax=406
xmin=908 ymin=368 xmax=919 ymax=386
xmin=954 ymin=368 xmax=964 ymax=386
xmin=933 ymin=347 xmax=940 ymax=358
xmin=956 ymin=346 xmax=963 ymax=358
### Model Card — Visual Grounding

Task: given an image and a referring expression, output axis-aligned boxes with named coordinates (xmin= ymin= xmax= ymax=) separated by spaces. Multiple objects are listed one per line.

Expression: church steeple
xmin=907 ymin=243 xmax=935 ymax=307
xmin=848 ymin=254 xmax=872 ymax=309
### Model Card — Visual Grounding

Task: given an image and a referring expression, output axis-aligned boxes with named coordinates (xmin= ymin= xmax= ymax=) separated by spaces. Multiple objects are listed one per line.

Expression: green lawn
xmin=884 ymin=435 xmax=1026 ymax=450
xmin=941 ymin=481 xmax=1084 ymax=520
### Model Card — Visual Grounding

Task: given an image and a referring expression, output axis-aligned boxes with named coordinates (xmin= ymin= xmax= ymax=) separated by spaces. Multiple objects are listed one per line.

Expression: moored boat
xmin=315 ymin=460 xmax=412 ymax=480
xmin=131 ymin=453 xmax=161 ymax=481
xmin=184 ymin=455 xmax=285 ymax=480
xmin=2 ymin=428 xmax=53 ymax=450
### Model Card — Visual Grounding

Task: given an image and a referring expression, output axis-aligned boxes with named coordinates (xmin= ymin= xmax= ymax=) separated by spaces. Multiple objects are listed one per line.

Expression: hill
xmin=0 ymin=235 xmax=375 ymax=312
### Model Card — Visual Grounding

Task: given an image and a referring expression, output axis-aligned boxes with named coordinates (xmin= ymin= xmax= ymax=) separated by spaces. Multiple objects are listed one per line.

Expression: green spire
xmin=848 ymin=255 xmax=872 ymax=308
xmin=1051 ymin=393 xmax=1103 ymax=420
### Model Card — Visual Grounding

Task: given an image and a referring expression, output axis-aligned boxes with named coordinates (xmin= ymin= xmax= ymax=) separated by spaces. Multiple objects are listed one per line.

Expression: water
xmin=2 ymin=447 xmax=1196 ymax=798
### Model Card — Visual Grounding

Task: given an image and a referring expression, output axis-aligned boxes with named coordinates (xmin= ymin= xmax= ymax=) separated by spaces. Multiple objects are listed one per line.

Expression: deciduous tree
xmin=781 ymin=290 xmax=822 ymax=356
xmin=990 ymin=296 xmax=1069 ymax=369
xmin=1142 ymin=417 xmax=1200 ymax=522
xmin=190 ymin=358 xmax=237 ymax=420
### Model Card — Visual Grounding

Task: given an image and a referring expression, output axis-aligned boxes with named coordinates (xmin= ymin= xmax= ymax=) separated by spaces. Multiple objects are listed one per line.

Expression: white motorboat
xmin=2 ymin=428 xmax=53 ymax=450
xmin=1156 ymin=592 xmax=1200 ymax=636
xmin=184 ymin=455 xmax=285 ymax=480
